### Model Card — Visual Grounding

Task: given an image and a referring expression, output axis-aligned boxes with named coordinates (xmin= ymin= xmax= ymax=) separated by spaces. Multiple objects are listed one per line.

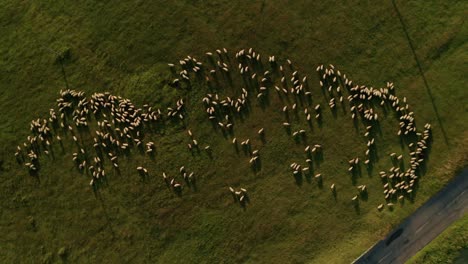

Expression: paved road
xmin=353 ymin=168 xmax=468 ymax=264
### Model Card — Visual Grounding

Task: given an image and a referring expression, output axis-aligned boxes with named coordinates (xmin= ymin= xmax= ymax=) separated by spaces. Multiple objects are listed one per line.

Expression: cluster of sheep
xmin=249 ymin=148 xmax=261 ymax=172
xmin=351 ymin=184 xmax=368 ymax=207
xmin=16 ymin=89 xmax=200 ymax=195
xmin=174 ymin=48 xmax=290 ymax=175
xmin=16 ymin=47 xmax=434 ymax=211
xmin=289 ymin=144 xmax=324 ymax=185
xmin=296 ymin=104 xmax=323 ymax=124
xmin=14 ymin=114 xmax=58 ymax=174
xmin=273 ymin=67 xmax=312 ymax=103
xmin=174 ymin=48 xmax=313 ymax=135
xmin=162 ymin=166 xmax=197 ymax=195
xmin=202 ymin=93 xmax=240 ymax=135
xmin=165 ymin=49 xmax=434 ymax=209
xmin=186 ymin=129 xmax=198 ymax=151
xmin=169 ymin=54 xmax=204 ymax=87
xmin=202 ymin=89 xmax=249 ymax=122
xmin=315 ymin=63 xmax=432 ymax=210
xmin=167 ymin=98 xmax=186 ymax=120
xmin=185 ymin=129 xmax=211 ymax=157
xmin=376 ymin=124 xmax=431 ymax=209
xmin=229 ymin=187 xmax=249 ymax=206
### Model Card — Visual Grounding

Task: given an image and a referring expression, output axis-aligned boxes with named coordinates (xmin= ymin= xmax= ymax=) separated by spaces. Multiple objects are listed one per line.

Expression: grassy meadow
xmin=0 ymin=1 xmax=467 ymax=263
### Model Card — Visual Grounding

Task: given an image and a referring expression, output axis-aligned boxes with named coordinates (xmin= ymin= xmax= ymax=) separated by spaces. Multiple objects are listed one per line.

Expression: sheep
xmin=239 ymin=195 xmax=246 ymax=203
xmin=314 ymin=144 xmax=322 ymax=151
xmin=290 ymin=162 xmax=298 ymax=169
xmin=358 ymin=185 xmax=367 ymax=194
xmin=173 ymin=183 xmax=182 ymax=191
xmin=249 ymin=156 xmax=258 ymax=164
xmin=258 ymin=128 xmax=264 ymax=135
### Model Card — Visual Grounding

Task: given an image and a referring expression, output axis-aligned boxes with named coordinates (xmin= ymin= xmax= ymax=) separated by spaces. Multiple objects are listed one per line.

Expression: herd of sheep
xmin=15 ymin=47 xmax=431 ymax=211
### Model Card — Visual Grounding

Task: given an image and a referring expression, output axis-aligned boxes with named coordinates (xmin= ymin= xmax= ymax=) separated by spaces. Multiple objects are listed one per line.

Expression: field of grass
xmin=407 ymin=213 xmax=468 ymax=264
xmin=0 ymin=1 xmax=467 ymax=263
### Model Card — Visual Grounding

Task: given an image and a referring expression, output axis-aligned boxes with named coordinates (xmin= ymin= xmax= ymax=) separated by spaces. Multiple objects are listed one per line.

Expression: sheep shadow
xmin=332 ymin=189 xmax=337 ymax=201
xmin=250 ymin=160 xmax=262 ymax=174
xmin=316 ymin=177 xmax=323 ymax=189
xmin=360 ymin=190 xmax=369 ymax=202
xmin=304 ymin=172 xmax=312 ymax=184
xmin=294 ymin=172 xmax=303 ymax=186
xmin=366 ymin=162 xmax=374 ymax=177
xmin=354 ymin=202 xmax=361 ymax=215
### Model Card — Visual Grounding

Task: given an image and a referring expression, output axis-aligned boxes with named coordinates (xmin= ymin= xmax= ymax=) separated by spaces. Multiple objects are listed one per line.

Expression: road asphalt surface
xmin=353 ymin=168 xmax=468 ymax=264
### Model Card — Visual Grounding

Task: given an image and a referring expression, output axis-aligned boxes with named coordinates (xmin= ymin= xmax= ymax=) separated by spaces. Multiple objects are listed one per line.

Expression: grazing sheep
xmin=258 ymin=128 xmax=264 ymax=135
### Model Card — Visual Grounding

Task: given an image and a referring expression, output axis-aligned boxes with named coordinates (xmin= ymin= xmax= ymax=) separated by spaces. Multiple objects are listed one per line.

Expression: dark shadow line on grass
xmin=97 ymin=193 xmax=116 ymax=240
xmin=59 ymin=59 xmax=70 ymax=89
xmin=41 ymin=45 xmax=70 ymax=89
xmin=391 ymin=0 xmax=450 ymax=147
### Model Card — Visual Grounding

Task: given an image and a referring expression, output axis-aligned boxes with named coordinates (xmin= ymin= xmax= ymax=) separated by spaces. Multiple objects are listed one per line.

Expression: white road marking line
xmin=416 ymin=221 xmax=429 ymax=234
xmin=444 ymin=190 xmax=467 ymax=209
xmin=378 ymin=252 xmax=392 ymax=263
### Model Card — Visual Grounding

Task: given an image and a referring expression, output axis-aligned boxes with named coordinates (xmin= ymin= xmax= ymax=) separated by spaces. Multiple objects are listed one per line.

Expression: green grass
xmin=0 ymin=1 xmax=467 ymax=263
xmin=407 ymin=213 xmax=468 ymax=264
